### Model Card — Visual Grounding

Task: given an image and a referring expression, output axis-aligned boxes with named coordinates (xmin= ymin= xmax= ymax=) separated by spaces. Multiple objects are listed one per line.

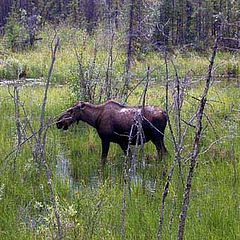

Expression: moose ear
xmin=79 ymin=102 xmax=86 ymax=109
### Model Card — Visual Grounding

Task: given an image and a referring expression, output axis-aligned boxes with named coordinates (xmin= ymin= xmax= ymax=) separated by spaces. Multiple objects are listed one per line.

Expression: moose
xmin=56 ymin=100 xmax=168 ymax=165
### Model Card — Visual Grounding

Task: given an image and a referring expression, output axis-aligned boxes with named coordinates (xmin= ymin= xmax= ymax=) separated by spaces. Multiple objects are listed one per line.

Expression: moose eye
xmin=79 ymin=103 xmax=85 ymax=109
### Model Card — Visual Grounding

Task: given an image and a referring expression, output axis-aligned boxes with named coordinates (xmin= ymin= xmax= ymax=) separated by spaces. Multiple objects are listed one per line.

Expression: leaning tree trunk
xmin=177 ymin=24 xmax=222 ymax=240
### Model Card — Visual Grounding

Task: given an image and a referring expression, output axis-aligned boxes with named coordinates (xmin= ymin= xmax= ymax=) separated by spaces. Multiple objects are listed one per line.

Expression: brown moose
xmin=56 ymin=100 xmax=168 ymax=165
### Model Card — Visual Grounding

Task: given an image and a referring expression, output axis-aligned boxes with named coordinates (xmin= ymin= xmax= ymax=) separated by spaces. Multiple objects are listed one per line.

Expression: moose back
xmin=57 ymin=100 xmax=168 ymax=165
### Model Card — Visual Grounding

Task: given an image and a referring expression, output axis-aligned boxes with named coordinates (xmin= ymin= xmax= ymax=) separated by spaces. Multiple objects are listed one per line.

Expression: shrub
xmin=4 ymin=9 xmax=28 ymax=51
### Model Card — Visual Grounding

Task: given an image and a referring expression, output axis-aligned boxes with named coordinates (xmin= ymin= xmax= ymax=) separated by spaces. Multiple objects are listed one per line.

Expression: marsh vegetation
xmin=0 ymin=59 xmax=239 ymax=239
xmin=0 ymin=1 xmax=240 ymax=239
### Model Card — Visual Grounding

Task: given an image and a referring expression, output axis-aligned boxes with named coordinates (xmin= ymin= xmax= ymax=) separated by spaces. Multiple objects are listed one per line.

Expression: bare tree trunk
xmin=121 ymin=154 xmax=128 ymax=240
xmin=39 ymin=36 xmax=60 ymax=137
xmin=104 ymin=32 xmax=114 ymax=99
xmin=157 ymin=50 xmax=196 ymax=240
xmin=41 ymin=124 xmax=63 ymax=240
xmin=13 ymin=84 xmax=21 ymax=170
xmin=35 ymin=36 xmax=63 ymax=239
xmin=73 ymin=38 xmax=87 ymax=101
xmin=177 ymin=25 xmax=222 ymax=240
xmin=121 ymin=69 xmax=150 ymax=239
xmin=157 ymin=52 xmax=181 ymax=240
xmin=122 ymin=0 xmax=135 ymax=100
xmin=121 ymin=124 xmax=134 ymax=240
xmin=5 ymin=35 xmax=63 ymax=239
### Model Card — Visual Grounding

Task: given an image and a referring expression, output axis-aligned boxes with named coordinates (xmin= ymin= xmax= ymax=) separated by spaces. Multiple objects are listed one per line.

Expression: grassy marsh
xmin=0 ymin=78 xmax=239 ymax=239
xmin=0 ymin=25 xmax=240 ymax=239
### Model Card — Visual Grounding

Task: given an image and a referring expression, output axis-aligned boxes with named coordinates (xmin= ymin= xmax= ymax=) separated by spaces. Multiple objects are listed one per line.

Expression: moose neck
xmin=79 ymin=103 xmax=102 ymax=128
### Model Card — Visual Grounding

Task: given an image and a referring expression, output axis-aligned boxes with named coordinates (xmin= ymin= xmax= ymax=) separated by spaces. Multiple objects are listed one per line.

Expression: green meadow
xmin=0 ymin=27 xmax=239 ymax=239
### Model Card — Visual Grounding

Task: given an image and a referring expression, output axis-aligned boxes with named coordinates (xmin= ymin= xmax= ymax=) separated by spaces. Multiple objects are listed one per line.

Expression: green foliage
xmin=3 ymin=6 xmax=42 ymax=52
xmin=0 ymin=57 xmax=27 ymax=79
xmin=4 ymin=9 xmax=29 ymax=51
xmin=226 ymin=58 xmax=239 ymax=78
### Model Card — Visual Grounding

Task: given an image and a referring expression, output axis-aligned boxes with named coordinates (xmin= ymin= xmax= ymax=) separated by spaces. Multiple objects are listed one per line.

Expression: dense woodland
xmin=0 ymin=0 xmax=239 ymax=51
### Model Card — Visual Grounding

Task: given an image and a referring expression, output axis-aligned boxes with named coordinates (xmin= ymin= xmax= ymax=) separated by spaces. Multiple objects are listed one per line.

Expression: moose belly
xmin=111 ymin=130 xmax=150 ymax=145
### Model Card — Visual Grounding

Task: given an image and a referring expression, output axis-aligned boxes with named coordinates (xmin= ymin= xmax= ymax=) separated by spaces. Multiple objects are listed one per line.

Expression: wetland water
xmin=56 ymin=146 xmax=161 ymax=194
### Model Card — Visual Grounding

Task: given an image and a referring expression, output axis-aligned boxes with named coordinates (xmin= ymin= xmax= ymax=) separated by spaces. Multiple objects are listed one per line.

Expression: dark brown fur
xmin=56 ymin=100 xmax=168 ymax=165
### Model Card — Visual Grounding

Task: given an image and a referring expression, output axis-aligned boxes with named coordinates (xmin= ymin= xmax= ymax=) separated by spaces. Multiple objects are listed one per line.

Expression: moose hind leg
xmin=152 ymin=138 xmax=167 ymax=161
xmin=120 ymin=143 xmax=131 ymax=156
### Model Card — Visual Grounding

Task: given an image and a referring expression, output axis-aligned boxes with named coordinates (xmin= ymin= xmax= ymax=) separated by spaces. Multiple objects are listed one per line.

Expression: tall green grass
xmin=0 ymin=80 xmax=239 ymax=239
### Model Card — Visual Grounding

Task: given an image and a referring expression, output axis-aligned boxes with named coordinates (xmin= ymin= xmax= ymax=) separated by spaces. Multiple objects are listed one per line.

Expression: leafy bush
xmin=0 ymin=57 xmax=26 ymax=79
xmin=4 ymin=8 xmax=41 ymax=51
xmin=4 ymin=9 xmax=28 ymax=51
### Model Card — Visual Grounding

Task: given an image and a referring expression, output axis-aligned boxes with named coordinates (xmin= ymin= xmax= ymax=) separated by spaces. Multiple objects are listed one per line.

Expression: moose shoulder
xmin=56 ymin=100 xmax=168 ymax=165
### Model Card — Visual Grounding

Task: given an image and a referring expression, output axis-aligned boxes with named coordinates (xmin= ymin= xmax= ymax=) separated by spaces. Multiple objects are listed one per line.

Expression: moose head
xmin=56 ymin=102 xmax=86 ymax=130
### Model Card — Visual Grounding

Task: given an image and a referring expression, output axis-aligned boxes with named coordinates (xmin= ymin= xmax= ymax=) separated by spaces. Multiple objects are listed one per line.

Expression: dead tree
xmin=104 ymin=32 xmax=115 ymax=100
xmin=158 ymin=22 xmax=222 ymax=239
xmin=177 ymin=25 xmax=222 ymax=240
xmin=5 ymin=35 xmax=63 ymax=240
xmin=36 ymin=36 xmax=63 ymax=240
xmin=121 ymin=66 xmax=150 ymax=240
xmin=122 ymin=0 xmax=135 ymax=100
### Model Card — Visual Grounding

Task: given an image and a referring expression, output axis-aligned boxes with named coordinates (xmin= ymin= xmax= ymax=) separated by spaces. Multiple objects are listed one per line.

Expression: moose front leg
xmin=101 ymin=139 xmax=110 ymax=166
